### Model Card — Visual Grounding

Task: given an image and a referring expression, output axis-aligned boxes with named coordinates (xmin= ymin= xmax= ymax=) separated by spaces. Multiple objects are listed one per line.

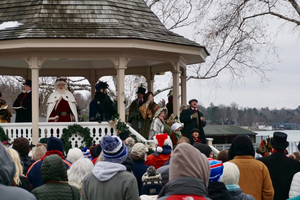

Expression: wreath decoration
xmin=61 ymin=124 xmax=93 ymax=154
xmin=0 ymin=126 xmax=9 ymax=142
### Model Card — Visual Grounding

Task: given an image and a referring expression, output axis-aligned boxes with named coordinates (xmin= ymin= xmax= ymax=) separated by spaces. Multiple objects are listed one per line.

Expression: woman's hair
xmin=67 ymin=158 xmax=94 ymax=190
xmin=143 ymin=91 xmax=155 ymax=115
xmin=6 ymin=148 xmax=23 ymax=185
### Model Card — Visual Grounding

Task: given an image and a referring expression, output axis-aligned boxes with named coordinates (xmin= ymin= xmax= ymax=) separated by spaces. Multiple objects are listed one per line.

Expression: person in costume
xmin=128 ymin=86 xmax=146 ymax=132
xmin=139 ymin=92 xmax=159 ymax=139
xmin=89 ymin=81 xmax=117 ymax=122
xmin=46 ymin=78 xmax=78 ymax=122
xmin=180 ymin=99 xmax=207 ymax=143
xmin=0 ymin=92 xmax=12 ymax=123
xmin=13 ymin=79 xmax=33 ymax=122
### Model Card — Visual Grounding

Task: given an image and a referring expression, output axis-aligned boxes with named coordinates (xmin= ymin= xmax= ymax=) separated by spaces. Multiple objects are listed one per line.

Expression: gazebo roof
xmin=0 ymin=0 xmax=206 ymax=50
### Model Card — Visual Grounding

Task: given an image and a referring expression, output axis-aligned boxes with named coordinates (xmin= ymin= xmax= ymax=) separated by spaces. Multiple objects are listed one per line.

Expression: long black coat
xmin=180 ymin=108 xmax=206 ymax=144
xmin=13 ymin=92 xmax=32 ymax=122
xmin=258 ymin=152 xmax=300 ymax=200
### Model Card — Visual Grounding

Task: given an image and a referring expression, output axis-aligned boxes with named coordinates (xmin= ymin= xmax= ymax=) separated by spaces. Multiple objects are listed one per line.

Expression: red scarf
xmin=40 ymin=150 xmax=65 ymax=161
xmin=192 ymin=136 xmax=201 ymax=143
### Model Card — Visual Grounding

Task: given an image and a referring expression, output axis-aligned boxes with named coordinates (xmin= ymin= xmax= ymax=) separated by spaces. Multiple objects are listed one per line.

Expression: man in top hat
xmin=128 ymin=86 xmax=146 ymax=132
xmin=89 ymin=81 xmax=117 ymax=122
xmin=180 ymin=99 xmax=207 ymax=144
xmin=46 ymin=78 xmax=78 ymax=122
xmin=13 ymin=79 xmax=33 ymax=122
xmin=258 ymin=132 xmax=300 ymax=200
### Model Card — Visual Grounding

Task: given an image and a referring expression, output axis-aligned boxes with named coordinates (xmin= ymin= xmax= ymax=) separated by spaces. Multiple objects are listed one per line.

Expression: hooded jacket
xmin=0 ymin=143 xmax=36 ymax=200
xmin=229 ymin=135 xmax=274 ymax=200
xmin=157 ymin=143 xmax=211 ymax=200
xmin=32 ymin=155 xmax=80 ymax=200
xmin=81 ymin=161 xmax=139 ymax=200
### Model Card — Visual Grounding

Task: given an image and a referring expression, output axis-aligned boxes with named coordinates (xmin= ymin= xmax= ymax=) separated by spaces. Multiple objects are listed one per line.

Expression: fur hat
xmin=95 ymin=81 xmax=109 ymax=91
xmin=220 ymin=162 xmax=240 ymax=185
xmin=23 ymin=79 xmax=32 ymax=87
xmin=141 ymin=166 xmax=163 ymax=195
xmin=153 ymin=133 xmax=172 ymax=153
xmin=47 ymin=137 xmax=64 ymax=153
xmin=270 ymin=132 xmax=289 ymax=150
xmin=131 ymin=143 xmax=148 ymax=160
xmin=100 ymin=135 xmax=128 ymax=164
xmin=13 ymin=137 xmax=30 ymax=156
xmin=209 ymin=159 xmax=224 ymax=182
xmin=32 ymin=143 xmax=47 ymax=161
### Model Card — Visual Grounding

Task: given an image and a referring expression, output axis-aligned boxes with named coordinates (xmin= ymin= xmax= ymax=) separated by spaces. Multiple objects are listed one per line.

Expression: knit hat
xmin=32 ymin=143 xmax=47 ymax=161
xmin=47 ymin=137 xmax=64 ymax=153
xmin=12 ymin=137 xmax=30 ymax=155
xmin=193 ymin=143 xmax=212 ymax=158
xmin=89 ymin=144 xmax=102 ymax=159
xmin=154 ymin=133 xmax=172 ymax=153
xmin=119 ymin=131 xmax=130 ymax=141
xmin=67 ymin=148 xmax=84 ymax=164
xmin=131 ymin=143 xmax=148 ymax=160
xmin=220 ymin=162 xmax=240 ymax=185
xmin=100 ymin=135 xmax=128 ymax=164
xmin=141 ymin=166 xmax=163 ymax=195
xmin=170 ymin=122 xmax=182 ymax=131
xmin=82 ymin=147 xmax=92 ymax=160
xmin=209 ymin=159 xmax=224 ymax=182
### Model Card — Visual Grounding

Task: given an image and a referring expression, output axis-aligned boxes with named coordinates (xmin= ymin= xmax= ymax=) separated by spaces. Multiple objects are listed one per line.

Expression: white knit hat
xmin=220 ymin=162 xmax=240 ymax=185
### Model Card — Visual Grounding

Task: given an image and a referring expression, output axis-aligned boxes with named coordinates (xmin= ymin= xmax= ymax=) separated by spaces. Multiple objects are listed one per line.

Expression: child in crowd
xmin=170 ymin=122 xmax=183 ymax=146
xmin=189 ymin=128 xmax=202 ymax=145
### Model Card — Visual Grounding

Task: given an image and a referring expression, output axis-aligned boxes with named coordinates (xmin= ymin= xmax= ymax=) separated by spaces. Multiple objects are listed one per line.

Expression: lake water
xmin=255 ymin=130 xmax=300 ymax=142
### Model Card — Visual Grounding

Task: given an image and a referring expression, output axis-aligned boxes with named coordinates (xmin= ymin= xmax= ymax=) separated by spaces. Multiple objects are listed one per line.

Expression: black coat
xmin=258 ymin=152 xmax=300 ymax=200
xmin=180 ymin=108 xmax=206 ymax=143
xmin=13 ymin=92 xmax=32 ymax=122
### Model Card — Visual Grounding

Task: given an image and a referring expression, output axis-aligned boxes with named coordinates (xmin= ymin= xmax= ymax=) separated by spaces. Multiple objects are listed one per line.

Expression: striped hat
xmin=100 ymin=135 xmax=127 ymax=164
xmin=208 ymin=158 xmax=224 ymax=182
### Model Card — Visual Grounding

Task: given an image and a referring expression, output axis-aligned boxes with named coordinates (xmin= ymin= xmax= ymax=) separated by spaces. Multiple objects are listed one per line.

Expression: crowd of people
xmin=0 ymin=130 xmax=300 ymax=200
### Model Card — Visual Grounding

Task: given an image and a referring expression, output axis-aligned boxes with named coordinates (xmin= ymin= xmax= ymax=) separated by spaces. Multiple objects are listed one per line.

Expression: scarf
xmin=40 ymin=150 xmax=65 ymax=161
xmin=173 ymin=131 xmax=182 ymax=140
xmin=192 ymin=136 xmax=201 ymax=143
xmin=225 ymin=184 xmax=240 ymax=191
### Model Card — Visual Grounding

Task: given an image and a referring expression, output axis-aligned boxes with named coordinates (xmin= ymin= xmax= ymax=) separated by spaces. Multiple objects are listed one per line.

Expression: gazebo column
xmin=87 ymin=69 xmax=97 ymax=99
xmin=146 ymin=66 xmax=154 ymax=92
xmin=180 ymin=67 xmax=187 ymax=106
xmin=114 ymin=57 xmax=129 ymax=121
xmin=172 ymin=62 xmax=180 ymax=118
xmin=25 ymin=56 xmax=45 ymax=145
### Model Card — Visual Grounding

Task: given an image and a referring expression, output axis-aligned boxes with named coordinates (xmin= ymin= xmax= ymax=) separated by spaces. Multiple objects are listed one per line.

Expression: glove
xmin=146 ymin=99 xmax=152 ymax=108
xmin=191 ymin=113 xmax=197 ymax=119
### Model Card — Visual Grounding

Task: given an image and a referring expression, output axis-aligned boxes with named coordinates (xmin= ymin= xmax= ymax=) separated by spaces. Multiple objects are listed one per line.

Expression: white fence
xmin=0 ymin=122 xmax=151 ymax=149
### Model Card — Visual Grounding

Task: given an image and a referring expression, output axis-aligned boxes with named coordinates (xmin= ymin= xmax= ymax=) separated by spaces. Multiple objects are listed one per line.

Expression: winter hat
xmin=82 ymin=147 xmax=92 ymax=160
xmin=141 ymin=166 xmax=163 ymax=195
xmin=154 ymin=133 xmax=172 ymax=153
xmin=154 ymin=107 xmax=166 ymax=118
xmin=95 ymin=81 xmax=109 ymax=91
xmin=67 ymin=148 xmax=83 ymax=164
xmin=89 ymin=144 xmax=102 ymax=159
xmin=170 ymin=122 xmax=182 ymax=131
xmin=228 ymin=135 xmax=255 ymax=160
xmin=209 ymin=159 xmax=224 ymax=182
xmin=100 ymin=135 xmax=128 ymax=164
xmin=32 ymin=143 xmax=47 ymax=161
xmin=47 ymin=137 xmax=64 ymax=153
xmin=220 ymin=162 xmax=240 ymax=185
xmin=119 ymin=131 xmax=130 ymax=140
xmin=131 ymin=143 xmax=148 ymax=160
xmin=270 ymin=132 xmax=289 ymax=150
xmin=193 ymin=143 xmax=212 ymax=158
xmin=12 ymin=137 xmax=30 ymax=155
xmin=23 ymin=79 xmax=32 ymax=87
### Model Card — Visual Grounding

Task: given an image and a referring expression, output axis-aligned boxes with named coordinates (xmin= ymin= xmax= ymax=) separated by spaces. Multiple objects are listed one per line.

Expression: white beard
xmin=57 ymin=89 xmax=66 ymax=95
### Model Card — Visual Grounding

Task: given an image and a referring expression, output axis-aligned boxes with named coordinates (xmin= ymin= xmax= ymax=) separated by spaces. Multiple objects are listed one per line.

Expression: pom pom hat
xmin=153 ymin=133 xmax=172 ymax=153
xmin=100 ymin=135 xmax=127 ymax=163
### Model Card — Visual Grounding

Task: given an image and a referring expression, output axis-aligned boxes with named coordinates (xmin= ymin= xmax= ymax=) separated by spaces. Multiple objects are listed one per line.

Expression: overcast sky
xmin=154 ymin=21 xmax=300 ymax=110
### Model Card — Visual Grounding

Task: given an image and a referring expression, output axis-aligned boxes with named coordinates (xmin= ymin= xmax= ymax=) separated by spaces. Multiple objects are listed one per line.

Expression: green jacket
xmin=32 ymin=155 xmax=80 ymax=200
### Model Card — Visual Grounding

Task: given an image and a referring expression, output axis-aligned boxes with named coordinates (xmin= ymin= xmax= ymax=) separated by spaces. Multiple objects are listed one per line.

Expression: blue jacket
xmin=132 ymin=160 xmax=149 ymax=195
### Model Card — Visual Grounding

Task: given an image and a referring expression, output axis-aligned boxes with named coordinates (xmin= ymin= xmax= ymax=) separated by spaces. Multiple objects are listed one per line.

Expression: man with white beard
xmin=46 ymin=78 xmax=78 ymax=122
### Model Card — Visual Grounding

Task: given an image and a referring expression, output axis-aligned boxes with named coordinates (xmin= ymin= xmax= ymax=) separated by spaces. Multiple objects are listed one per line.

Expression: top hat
xmin=136 ymin=87 xmax=146 ymax=94
xmin=270 ymin=132 xmax=289 ymax=150
xmin=23 ymin=79 xmax=32 ymax=87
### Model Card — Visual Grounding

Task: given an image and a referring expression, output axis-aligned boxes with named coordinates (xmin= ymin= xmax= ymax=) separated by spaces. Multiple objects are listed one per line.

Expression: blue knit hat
xmin=47 ymin=137 xmax=64 ymax=153
xmin=100 ymin=135 xmax=127 ymax=163
xmin=209 ymin=159 xmax=224 ymax=182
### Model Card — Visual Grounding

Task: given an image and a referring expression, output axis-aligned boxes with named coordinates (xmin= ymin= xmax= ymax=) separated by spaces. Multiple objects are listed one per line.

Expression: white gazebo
xmin=0 ymin=0 xmax=209 ymax=144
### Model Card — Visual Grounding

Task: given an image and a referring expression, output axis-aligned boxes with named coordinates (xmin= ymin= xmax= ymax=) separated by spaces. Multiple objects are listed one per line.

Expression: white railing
xmin=0 ymin=122 xmax=154 ymax=149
